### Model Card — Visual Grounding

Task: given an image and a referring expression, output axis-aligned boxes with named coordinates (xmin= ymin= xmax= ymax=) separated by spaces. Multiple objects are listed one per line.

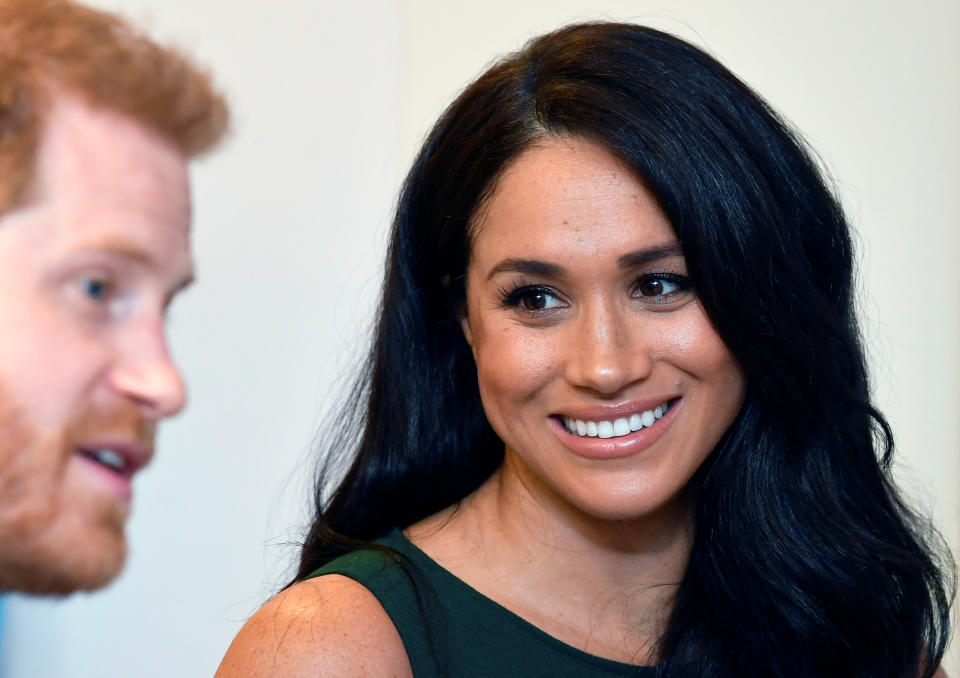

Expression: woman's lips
xmin=562 ymin=398 xmax=674 ymax=438
xmin=551 ymin=398 xmax=681 ymax=460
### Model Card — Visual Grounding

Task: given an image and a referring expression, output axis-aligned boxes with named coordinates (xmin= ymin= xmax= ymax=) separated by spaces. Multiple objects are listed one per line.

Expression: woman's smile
xmin=558 ymin=397 xmax=675 ymax=438
xmin=545 ymin=397 xmax=681 ymax=460
xmin=461 ymin=135 xmax=746 ymax=521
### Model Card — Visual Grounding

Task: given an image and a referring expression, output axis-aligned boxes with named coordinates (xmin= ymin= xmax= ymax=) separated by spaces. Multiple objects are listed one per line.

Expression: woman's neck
xmin=406 ymin=458 xmax=693 ymax=665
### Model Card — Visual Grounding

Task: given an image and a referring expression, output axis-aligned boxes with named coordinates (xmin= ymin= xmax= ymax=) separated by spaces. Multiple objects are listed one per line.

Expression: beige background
xmin=1 ymin=1 xmax=956 ymax=675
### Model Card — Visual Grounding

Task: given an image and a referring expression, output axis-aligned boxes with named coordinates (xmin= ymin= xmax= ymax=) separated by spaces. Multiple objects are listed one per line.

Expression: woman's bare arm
xmin=214 ymin=575 xmax=413 ymax=678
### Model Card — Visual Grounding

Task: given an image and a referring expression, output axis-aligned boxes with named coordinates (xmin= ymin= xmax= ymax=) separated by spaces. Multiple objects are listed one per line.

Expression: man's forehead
xmin=0 ymin=92 xmax=195 ymax=285
xmin=30 ymin=92 xmax=192 ymax=217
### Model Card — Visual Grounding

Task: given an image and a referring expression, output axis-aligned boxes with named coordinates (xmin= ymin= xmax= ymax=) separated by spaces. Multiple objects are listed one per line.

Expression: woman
xmin=216 ymin=23 xmax=952 ymax=677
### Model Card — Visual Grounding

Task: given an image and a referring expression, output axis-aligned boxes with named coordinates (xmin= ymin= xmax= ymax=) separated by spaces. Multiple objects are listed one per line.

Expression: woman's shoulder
xmin=214 ymin=575 xmax=413 ymax=678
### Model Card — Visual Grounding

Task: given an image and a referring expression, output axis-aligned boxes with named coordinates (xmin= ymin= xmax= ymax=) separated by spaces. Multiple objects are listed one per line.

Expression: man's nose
xmin=108 ymin=318 xmax=187 ymax=419
xmin=563 ymin=302 xmax=652 ymax=395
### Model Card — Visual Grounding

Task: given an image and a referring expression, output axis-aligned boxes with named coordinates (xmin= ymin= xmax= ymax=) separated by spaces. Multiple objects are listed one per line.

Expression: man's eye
xmin=80 ymin=276 xmax=114 ymax=304
xmin=82 ymin=277 xmax=110 ymax=302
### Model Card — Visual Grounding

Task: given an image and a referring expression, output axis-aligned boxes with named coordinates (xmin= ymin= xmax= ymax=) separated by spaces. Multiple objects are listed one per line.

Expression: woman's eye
xmin=517 ymin=289 xmax=561 ymax=311
xmin=502 ymin=285 xmax=564 ymax=313
xmin=634 ymin=274 xmax=689 ymax=299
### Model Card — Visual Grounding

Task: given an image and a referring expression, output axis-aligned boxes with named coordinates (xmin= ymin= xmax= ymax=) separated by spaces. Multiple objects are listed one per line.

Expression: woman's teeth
xmin=563 ymin=402 xmax=670 ymax=439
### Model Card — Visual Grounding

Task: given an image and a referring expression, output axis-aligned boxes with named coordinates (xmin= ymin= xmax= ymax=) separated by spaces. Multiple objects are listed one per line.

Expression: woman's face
xmin=461 ymin=136 xmax=746 ymax=522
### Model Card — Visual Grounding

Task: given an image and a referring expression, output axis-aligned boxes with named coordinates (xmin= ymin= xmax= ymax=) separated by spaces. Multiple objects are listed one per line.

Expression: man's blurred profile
xmin=0 ymin=0 xmax=227 ymax=594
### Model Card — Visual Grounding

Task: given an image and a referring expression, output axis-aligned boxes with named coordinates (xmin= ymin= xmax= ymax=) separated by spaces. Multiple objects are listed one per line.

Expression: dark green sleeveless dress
xmin=311 ymin=529 xmax=657 ymax=677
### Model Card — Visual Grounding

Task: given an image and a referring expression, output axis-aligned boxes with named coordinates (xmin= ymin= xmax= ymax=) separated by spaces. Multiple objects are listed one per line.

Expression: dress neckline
xmin=388 ymin=529 xmax=657 ymax=674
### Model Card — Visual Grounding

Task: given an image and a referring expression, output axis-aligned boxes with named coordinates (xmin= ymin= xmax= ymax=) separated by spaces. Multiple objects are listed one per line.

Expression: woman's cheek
xmin=660 ymin=306 xmax=735 ymax=374
xmin=474 ymin=325 xmax=558 ymax=415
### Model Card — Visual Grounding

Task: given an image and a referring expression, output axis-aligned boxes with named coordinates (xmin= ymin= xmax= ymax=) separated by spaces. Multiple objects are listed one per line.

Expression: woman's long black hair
xmin=296 ymin=23 xmax=953 ymax=677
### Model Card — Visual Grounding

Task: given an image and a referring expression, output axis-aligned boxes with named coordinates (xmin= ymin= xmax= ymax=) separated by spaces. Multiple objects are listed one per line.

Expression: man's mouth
xmin=76 ymin=446 xmax=143 ymax=477
xmin=561 ymin=399 xmax=675 ymax=440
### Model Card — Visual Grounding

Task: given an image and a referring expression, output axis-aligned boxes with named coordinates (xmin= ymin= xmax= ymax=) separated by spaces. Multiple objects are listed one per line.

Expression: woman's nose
xmin=563 ymin=303 xmax=652 ymax=395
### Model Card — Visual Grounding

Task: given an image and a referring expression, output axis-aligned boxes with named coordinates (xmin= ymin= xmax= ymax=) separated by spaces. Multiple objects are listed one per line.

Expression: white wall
xmin=1 ymin=1 xmax=956 ymax=676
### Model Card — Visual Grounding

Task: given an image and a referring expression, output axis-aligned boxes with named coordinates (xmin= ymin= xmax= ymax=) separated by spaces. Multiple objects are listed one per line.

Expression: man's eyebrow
xmin=73 ymin=240 xmax=195 ymax=297
xmin=74 ymin=240 xmax=154 ymax=265
xmin=616 ymin=242 xmax=685 ymax=269
xmin=486 ymin=259 xmax=565 ymax=281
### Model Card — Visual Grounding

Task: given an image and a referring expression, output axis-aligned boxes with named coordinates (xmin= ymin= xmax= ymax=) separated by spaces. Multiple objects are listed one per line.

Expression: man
xmin=0 ymin=0 xmax=227 ymax=594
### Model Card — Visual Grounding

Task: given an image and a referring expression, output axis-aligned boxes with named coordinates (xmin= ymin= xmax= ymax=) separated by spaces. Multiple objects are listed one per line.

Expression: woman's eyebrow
xmin=485 ymin=243 xmax=684 ymax=281
xmin=616 ymin=243 xmax=684 ymax=269
xmin=486 ymin=258 xmax=564 ymax=281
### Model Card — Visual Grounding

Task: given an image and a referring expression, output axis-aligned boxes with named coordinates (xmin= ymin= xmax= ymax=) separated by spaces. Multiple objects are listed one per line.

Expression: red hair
xmin=0 ymin=0 xmax=228 ymax=212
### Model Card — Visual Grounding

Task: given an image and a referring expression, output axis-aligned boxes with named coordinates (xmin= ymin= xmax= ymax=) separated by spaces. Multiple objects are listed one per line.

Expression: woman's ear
xmin=459 ymin=306 xmax=473 ymax=347
xmin=444 ymin=272 xmax=473 ymax=347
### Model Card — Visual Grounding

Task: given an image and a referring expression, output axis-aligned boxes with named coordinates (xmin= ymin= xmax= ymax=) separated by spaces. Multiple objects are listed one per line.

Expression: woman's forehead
xmin=468 ymin=137 xmax=679 ymax=269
